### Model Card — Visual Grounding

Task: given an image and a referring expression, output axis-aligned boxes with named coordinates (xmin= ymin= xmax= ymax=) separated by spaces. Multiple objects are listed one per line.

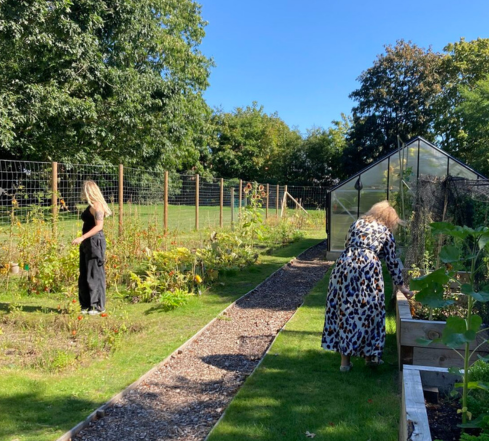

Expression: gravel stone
xmin=73 ymin=241 xmax=331 ymax=441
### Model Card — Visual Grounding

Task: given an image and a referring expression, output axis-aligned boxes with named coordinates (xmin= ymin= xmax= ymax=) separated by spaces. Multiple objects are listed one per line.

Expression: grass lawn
xmin=207 ymin=268 xmax=400 ymax=441
xmin=0 ymin=231 xmax=325 ymax=441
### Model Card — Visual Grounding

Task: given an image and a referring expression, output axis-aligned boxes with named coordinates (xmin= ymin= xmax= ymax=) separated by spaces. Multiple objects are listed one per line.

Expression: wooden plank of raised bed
xmin=405 ymin=365 xmax=460 ymax=395
xmin=397 ymin=291 xmax=412 ymax=320
xmin=401 ymin=319 xmax=482 ymax=350
xmin=413 ymin=347 xmax=483 ymax=369
xmin=401 ymin=368 xmax=431 ymax=441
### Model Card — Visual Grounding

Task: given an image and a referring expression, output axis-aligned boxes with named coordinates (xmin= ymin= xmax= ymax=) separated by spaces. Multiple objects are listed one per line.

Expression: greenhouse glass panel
xmin=418 ymin=140 xmax=448 ymax=177
xmin=388 ymin=154 xmax=401 ymax=203
xmin=330 ymin=179 xmax=357 ymax=250
xmin=357 ymin=161 xmax=389 ymax=215
xmin=449 ymin=159 xmax=479 ymax=180
xmin=359 ymin=161 xmax=389 ymax=190
xmin=406 ymin=140 xmax=419 ymax=182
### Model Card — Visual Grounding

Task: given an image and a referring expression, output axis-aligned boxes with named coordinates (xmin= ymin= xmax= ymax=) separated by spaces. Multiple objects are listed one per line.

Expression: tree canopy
xmin=1 ymin=7 xmax=489 ymax=187
xmin=343 ymin=40 xmax=443 ymax=176
xmin=0 ymin=0 xmax=212 ymax=170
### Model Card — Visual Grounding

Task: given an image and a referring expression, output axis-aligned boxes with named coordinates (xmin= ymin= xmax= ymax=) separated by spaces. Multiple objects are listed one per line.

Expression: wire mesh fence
xmin=0 ymin=159 xmax=327 ymax=234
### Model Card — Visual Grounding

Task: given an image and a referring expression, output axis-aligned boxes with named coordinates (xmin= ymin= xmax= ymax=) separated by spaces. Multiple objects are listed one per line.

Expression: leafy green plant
xmin=460 ymin=433 xmax=489 ymax=441
xmin=410 ymin=222 xmax=489 ymax=426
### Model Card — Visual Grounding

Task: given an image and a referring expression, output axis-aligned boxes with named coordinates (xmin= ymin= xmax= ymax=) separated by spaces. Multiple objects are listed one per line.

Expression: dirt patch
xmin=73 ymin=241 xmax=331 ymax=441
xmin=426 ymin=396 xmax=481 ymax=441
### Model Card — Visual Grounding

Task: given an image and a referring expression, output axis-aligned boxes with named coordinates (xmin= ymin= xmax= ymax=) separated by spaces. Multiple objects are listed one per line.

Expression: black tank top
xmin=81 ymin=205 xmax=96 ymax=234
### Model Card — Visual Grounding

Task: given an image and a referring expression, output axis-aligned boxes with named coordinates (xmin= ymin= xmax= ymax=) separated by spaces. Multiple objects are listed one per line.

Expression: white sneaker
xmin=88 ymin=308 xmax=105 ymax=315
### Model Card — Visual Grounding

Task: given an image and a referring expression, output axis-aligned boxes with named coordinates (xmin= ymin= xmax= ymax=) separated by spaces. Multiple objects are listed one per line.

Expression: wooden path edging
xmin=55 ymin=241 xmax=327 ymax=441
xmin=203 ymin=278 xmax=325 ymax=441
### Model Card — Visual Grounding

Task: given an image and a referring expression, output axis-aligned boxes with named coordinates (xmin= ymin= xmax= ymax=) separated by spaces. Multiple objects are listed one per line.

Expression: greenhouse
xmin=326 ymin=136 xmax=486 ymax=252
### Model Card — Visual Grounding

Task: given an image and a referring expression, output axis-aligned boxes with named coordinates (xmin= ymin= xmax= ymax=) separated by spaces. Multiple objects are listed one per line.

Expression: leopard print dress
xmin=321 ymin=218 xmax=404 ymax=359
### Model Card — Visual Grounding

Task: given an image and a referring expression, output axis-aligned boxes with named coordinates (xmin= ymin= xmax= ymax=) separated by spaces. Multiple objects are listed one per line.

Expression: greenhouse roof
xmin=326 ymin=136 xmax=485 ymax=252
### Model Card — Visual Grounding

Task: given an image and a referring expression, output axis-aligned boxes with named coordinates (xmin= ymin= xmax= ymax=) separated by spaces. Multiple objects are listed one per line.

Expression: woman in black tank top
xmin=72 ymin=181 xmax=111 ymax=315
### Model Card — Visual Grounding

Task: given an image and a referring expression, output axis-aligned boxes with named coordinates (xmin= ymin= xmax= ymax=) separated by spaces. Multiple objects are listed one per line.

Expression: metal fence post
xmin=164 ymin=171 xmax=168 ymax=233
xmin=118 ymin=164 xmax=123 ymax=236
xmin=230 ymin=188 xmax=235 ymax=230
xmin=220 ymin=178 xmax=223 ymax=228
xmin=276 ymin=185 xmax=279 ymax=218
xmin=239 ymin=179 xmax=242 ymax=218
xmin=266 ymin=183 xmax=269 ymax=219
xmin=52 ymin=162 xmax=58 ymax=236
xmin=195 ymin=174 xmax=199 ymax=231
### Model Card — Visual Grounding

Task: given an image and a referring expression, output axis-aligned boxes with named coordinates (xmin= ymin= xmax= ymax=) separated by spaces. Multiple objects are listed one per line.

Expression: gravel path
xmin=73 ymin=241 xmax=331 ymax=441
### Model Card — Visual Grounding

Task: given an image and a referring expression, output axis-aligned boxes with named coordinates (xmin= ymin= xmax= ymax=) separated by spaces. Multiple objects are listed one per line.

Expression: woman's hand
xmin=72 ymin=237 xmax=84 ymax=246
xmin=398 ymin=285 xmax=414 ymax=300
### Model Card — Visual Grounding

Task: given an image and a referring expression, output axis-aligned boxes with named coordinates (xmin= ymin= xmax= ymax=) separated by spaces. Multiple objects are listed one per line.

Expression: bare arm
xmin=71 ymin=202 xmax=104 ymax=245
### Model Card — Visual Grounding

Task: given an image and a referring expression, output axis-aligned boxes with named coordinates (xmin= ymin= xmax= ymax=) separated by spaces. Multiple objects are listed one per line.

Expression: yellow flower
xmin=194 ymin=275 xmax=202 ymax=284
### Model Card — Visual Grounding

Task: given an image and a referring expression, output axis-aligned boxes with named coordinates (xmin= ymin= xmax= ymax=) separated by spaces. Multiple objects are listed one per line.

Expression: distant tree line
xmin=1 ymin=1 xmax=488 ymax=183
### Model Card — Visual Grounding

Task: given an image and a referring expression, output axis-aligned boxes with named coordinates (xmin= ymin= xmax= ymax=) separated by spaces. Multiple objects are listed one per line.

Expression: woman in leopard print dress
xmin=322 ymin=201 xmax=413 ymax=372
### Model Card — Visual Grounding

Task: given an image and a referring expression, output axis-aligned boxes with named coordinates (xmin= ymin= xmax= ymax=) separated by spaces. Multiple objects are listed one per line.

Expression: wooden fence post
xmin=276 ymin=185 xmax=279 ymax=218
xmin=219 ymin=178 xmax=223 ymax=228
xmin=195 ymin=174 xmax=199 ymax=231
xmin=281 ymin=185 xmax=288 ymax=218
xmin=230 ymin=188 xmax=235 ymax=230
xmin=52 ymin=162 xmax=58 ymax=236
xmin=239 ymin=179 xmax=242 ymax=217
xmin=266 ymin=183 xmax=269 ymax=219
xmin=164 ymin=171 xmax=168 ymax=233
xmin=118 ymin=164 xmax=123 ymax=236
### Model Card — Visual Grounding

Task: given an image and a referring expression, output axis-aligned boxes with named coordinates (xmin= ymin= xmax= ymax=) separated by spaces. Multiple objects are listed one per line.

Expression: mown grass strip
xmin=207 ymin=269 xmax=399 ymax=441
xmin=0 ymin=232 xmax=324 ymax=441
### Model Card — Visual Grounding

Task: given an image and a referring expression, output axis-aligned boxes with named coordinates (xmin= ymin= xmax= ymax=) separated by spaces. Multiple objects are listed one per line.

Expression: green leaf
xmin=442 ymin=316 xmax=476 ymax=348
xmin=415 ymin=283 xmax=453 ymax=308
xmin=465 ymin=381 xmax=489 ymax=392
xmin=477 ymin=354 xmax=489 ymax=362
xmin=461 ymin=284 xmax=489 ymax=302
xmin=415 ymin=337 xmax=433 ymax=346
xmin=430 ymin=222 xmax=470 ymax=239
xmin=459 ymin=414 xmax=486 ymax=429
xmin=468 ymin=315 xmax=483 ymax=332
xmin=439 ymin=245 xmax=461 ymax=263
xmin=410 ymin=268 xmax=450 ymax=290
xmin=448 ymin=367 xmax=463 ymax=375
xmin=478 ymin=231 xmax=489 ymax=250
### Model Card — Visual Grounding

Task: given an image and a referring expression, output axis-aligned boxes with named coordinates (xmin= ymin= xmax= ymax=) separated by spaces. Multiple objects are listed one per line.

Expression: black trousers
xmin=78 ymin=232 xmax=106 ymax=310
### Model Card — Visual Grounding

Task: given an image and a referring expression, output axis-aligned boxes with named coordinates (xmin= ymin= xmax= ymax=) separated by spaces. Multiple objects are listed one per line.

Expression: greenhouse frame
xmin=326 ymin=136 xmax=485 ymax=252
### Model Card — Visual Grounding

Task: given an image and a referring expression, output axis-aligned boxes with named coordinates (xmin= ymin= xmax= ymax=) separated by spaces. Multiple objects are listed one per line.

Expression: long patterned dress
xmin=321 ymin=218 xmax=404 ymax=358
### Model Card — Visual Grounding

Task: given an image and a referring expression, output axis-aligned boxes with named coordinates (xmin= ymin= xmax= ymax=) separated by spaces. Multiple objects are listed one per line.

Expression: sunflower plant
xmin=410 ymin=222 xmax=489 ymax=427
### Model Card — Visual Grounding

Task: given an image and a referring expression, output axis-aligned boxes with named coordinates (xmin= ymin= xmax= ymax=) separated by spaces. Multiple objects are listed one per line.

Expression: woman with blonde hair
xmin=321 ymin=200 xmax=412 ymax=371
xmin=72 ymin=181 xmax=112 ymax=315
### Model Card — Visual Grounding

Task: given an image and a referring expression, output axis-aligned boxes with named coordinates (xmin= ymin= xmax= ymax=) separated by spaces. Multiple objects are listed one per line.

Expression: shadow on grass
xmin=0 ymin=387 xmax=100 ymax=440
xmin=206 ymin=267 xmax=399 ymax=441
xmin=0 ymin=302 xmax=59 ymax=314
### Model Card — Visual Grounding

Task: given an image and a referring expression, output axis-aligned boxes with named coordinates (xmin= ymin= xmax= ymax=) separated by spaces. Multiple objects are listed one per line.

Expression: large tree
xmin=209 ymin=102 xmax=301 ymax=182
xmin=0 ymin=0 xmax=212 ymax=170
xmin=434 ymin=38 xmax=489 ymax=163
xmin=343 ymin=40 xmax=443 ymax=175
xmin=279 ymin=116 xmax=349 ymax=186
xmin=455 ymin=77 xmax=489 ymax=176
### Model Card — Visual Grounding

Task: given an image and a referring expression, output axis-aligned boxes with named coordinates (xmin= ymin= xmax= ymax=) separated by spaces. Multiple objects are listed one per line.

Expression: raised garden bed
xmin=396 ymin=291 xmax=489 ymax=369
xmin=400 ymin=365 xmax=461 ymax=441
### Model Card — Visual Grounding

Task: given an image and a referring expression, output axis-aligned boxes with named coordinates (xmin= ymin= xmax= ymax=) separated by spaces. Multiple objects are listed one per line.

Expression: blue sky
xmin=199 ymin=0 xmax=489 ymax=134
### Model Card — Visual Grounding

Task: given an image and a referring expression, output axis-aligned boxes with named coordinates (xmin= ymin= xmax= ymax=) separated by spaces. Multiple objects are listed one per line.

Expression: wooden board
xmin=400 ymin=369 xmax=432 ymax=441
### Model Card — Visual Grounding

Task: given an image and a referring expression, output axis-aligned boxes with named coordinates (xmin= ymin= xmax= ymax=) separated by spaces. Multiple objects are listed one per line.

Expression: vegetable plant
xmin=410 ymin=222 xmax=489 ymax=426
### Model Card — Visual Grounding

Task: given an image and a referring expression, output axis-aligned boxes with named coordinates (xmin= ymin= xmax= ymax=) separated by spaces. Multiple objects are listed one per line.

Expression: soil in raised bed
xmin=426 ymin=396 xmax=481 ymax=441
